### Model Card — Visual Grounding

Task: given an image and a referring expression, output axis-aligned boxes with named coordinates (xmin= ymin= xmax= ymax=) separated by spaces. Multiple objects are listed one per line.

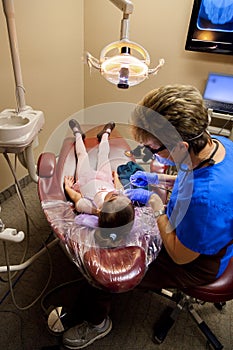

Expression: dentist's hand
xmin=130 ymin=171 xmax=159 ymax=187
xmin=124 ymin=188 xmax=153 ymax=204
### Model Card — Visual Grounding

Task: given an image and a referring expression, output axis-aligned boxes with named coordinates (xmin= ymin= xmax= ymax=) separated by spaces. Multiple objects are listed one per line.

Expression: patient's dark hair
xmin=96 ymin=193 xmax=135 ymax=248
xmin=98 ymin=193 xmax=134 ymax=229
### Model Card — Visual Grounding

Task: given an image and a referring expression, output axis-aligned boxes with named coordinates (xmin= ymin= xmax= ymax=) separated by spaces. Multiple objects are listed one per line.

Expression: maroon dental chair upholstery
xmin=153 ymin=257 xmax=233 ymax=350
xmin=37 ymin=129 xmax=147 ymax=293
xmin=83 ymin=246 xmax=146 ymax=293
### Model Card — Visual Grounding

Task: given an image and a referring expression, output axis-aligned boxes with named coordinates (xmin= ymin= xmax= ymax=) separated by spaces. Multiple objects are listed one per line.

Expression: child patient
xmin=64 ymin=119 xmax=135 ymax=247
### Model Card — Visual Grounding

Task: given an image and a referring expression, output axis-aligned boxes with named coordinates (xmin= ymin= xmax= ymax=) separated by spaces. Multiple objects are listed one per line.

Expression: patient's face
xmin=104 ymin=191 xmax=119 ymax=202
xmin=97 ymin=191 xmax=119 ymax=211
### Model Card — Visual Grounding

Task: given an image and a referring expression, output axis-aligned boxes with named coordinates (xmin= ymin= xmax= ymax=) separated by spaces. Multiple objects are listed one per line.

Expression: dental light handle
xmin=2 ymin=0 xmax=26 ymax=111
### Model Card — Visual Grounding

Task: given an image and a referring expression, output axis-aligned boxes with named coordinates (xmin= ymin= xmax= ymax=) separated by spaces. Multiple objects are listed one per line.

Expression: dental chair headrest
xmin=83 ymin=246 xmax=146 ymax=293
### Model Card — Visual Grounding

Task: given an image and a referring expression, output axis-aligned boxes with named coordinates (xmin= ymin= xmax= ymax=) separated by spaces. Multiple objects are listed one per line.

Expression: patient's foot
xmin=97 ymin=121 xmax=115 ymax=142
xmin=69 ymin=119 xmax=85 ymax=139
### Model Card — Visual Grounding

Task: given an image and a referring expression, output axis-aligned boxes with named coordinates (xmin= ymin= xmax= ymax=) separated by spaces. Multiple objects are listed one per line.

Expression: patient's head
xmin=95 ymin=192 xmax=135 ymax=248
xmin=99 ymin=192 xmax=134 ymax=228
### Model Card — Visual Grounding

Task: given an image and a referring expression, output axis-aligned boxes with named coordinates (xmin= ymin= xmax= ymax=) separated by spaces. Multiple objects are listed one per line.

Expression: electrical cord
xmin=1 ymin=152 xmax=54 ymax=310
xmin=0 ymin=229 xmax=55 ymax=305
xmin=1 ymin=153 xmax=31 ymax=282
xmin=214 ymin=116 xmax=233 ymax=136
xmin=5 ymin=153 xmax=41 ymax=230
xmin=3 ymin=239 xmax=53 ymax=311
xmin=40 ymin=277 xmax=84 ymax=315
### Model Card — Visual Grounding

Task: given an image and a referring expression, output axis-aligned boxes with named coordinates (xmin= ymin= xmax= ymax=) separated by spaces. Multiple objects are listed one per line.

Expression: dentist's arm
xmin=148 ymin=194 xmax=200 ymax=264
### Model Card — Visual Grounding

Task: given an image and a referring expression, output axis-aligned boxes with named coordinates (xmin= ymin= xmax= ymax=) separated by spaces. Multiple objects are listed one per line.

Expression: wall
xmin=84 ymin=0 xmax=233 ymax=109
xmin=1 ymin=0 xmax=233 ymax=192
xmin=0 ymin=0 xmax=84 ymax=192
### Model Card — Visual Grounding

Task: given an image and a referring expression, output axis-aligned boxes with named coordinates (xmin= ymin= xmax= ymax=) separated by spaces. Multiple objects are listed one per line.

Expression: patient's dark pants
xmin=77 ymin=246 xmax=219 ymax=325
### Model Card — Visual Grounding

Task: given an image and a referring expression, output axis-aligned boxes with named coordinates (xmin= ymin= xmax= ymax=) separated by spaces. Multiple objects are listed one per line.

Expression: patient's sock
xmin=101 ymin=132 xmax=109 ymax=142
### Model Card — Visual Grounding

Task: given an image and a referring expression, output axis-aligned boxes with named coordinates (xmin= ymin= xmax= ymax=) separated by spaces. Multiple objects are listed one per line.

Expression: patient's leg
xmin=97 ymin=133 xmax=112 ymax=181
xmin=96 ymin=122 xmax=115 ymax=183
xmin=97 ymin=121 xmax=115 ymax=178
xmin=74 ymin=133 xmax=92 ymax=181
xmin=69 ymin=119 xmax=93 ymax=181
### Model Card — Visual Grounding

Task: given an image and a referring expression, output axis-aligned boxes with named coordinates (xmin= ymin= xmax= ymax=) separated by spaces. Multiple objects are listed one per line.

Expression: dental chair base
xmin=153 ymin=257 xmax=233 ymax=350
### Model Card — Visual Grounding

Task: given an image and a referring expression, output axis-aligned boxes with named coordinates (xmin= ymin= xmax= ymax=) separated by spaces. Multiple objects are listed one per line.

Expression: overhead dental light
xmin=85 ymin=0 xmax=165 ymax=89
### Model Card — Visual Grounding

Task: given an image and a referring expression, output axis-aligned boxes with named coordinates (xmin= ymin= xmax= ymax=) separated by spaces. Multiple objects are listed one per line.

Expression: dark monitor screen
xmin=185 ymin=0 xmax=233 ymax=55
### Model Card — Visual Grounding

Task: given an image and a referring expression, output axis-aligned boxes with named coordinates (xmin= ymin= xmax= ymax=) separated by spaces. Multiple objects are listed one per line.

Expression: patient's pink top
xmin=73 ymin=175 xmax=115 ymax=210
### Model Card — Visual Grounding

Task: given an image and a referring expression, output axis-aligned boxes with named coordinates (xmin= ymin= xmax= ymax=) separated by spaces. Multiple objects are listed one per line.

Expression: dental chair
xmin=37 ymin=127 xmax=161 ymax=295
xmin=37 ymin=128 xmax=148 ymax=332
xmin=153 ymin=256 xmax=233 ymax=350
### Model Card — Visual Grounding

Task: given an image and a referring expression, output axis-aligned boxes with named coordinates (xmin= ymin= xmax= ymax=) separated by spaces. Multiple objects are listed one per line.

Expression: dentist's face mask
xmin=154 ymin=154 xmax=176 ymax=166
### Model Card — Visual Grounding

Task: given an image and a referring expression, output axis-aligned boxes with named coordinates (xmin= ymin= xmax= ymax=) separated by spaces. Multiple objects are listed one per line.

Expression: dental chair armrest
xmin=37 ymin=152 xmax=67 ymax=202
xmin=37 ymin=152 xmax=56 ymax=178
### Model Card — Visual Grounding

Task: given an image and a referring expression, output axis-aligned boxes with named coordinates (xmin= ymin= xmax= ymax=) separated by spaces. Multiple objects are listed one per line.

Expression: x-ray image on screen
xmin=197 ymin=0 xmax=233 ymax=32
xmin=185 ymin=0 xmax=233 ymax=55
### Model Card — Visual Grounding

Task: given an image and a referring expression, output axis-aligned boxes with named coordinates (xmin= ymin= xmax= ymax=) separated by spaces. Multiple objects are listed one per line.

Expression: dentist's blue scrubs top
xmin=167 ymin=136 xmax=233 ymax=278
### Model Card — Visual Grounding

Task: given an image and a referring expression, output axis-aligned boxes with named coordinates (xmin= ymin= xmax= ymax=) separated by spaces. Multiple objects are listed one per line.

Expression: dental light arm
xmin=85 ymin=0 xmax=134 ymax=71
xmin=110 ymin=0 xmax=133 ymax=41
xmin=85 ymin=0 xmax=164 ymax=89
xmin=109 ymin=0 xmax=133 ymax=15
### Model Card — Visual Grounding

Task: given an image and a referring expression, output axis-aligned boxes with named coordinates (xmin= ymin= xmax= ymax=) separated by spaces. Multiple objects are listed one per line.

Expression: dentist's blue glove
xmin=130 ymin=171 xmax=159 ymax=187
xmin=124 ymin=188 xmax=153 ymax=204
